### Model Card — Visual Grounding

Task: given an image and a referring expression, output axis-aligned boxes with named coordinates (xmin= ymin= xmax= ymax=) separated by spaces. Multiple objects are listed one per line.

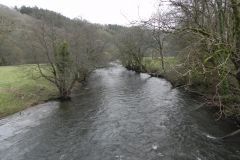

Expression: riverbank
xmin=126 ymin=57 xmax=240 ymax=126
xmin=141 ymin=57 xmax=183 ymax=87
xmin=0 ymin=65 xmax=58 ymax=118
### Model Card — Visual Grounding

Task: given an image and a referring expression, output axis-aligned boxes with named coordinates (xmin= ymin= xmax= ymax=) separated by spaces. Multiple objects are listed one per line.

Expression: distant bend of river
xmin=0 ymin=62 xmax=240 ymax=160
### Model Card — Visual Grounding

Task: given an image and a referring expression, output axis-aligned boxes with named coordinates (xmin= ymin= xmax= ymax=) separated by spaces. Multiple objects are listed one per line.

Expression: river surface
xmin=0 ymin=63 xmax=240 ymax=160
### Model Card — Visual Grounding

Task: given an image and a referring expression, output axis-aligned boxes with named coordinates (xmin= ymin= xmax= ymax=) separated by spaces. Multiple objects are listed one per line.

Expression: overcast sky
xmin=0 ymin=0 xmax=157 ymax=25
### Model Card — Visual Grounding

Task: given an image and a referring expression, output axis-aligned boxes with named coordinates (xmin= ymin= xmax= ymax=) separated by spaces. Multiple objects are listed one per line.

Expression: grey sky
xmin=0 ymin=0 xmax=157 ymax=25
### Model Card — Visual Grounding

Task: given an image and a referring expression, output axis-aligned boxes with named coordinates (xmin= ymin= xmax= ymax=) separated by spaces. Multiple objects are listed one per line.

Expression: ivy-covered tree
xmin=38 ymin=41 xmax=77 ymax=100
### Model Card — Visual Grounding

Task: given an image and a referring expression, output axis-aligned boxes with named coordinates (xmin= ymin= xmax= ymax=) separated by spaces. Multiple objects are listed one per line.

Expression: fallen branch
xmin=221 ymin=129 xmax=240 ymax=139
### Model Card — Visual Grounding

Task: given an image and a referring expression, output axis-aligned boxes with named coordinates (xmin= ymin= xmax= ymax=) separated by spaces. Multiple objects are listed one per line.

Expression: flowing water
xmin=0 ymin=63 xmax=240 ymax=160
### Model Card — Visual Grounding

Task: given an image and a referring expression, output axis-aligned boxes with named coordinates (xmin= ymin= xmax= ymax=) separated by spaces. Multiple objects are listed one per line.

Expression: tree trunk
xmin=216 ymin=0 xmax=225 ymax=42
xmin=231 ymin=0 xmax=240 ymax=85
xmin=59 ymin=87 xmax=71 ymax=100
xmin=159 ymin=47 xmax=165 ymax=72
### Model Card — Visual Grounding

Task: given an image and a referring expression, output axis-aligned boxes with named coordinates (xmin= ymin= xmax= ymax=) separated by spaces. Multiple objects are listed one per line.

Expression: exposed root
xmin=192 ymin=103 xmax=207 ymax=111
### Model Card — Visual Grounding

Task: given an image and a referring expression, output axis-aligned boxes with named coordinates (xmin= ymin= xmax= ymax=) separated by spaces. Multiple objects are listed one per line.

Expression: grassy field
xmin=0 ymin=65 xmax=58 ymax=117
xmin=142 ymin=56 xmax=186 ymax=86
xmin=143 ymin=56 xmax=178 ymax=73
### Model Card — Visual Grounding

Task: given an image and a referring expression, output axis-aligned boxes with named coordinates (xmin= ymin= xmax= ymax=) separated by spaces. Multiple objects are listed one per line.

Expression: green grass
xmin=143 ymin=56 xmax=178 ymax=73
xmin=0 ymin=64 xmax=58 ymax=117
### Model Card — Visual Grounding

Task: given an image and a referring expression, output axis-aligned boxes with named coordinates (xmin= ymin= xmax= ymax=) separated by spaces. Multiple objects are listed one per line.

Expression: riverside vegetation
xmin=116 ymin=0 xmax=240 ymax=127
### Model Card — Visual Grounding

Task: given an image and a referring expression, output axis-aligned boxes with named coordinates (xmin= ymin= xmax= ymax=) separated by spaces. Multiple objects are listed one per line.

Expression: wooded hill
xmin=0 ymin=5 xmax=121 ymax=66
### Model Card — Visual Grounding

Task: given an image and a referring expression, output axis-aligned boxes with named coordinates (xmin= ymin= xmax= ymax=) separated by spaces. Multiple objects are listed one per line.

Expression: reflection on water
xmin=0 ymin=63 xmax=240 ymax=160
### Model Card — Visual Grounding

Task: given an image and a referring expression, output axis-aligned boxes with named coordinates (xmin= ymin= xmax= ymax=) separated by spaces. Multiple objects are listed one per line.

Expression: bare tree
xmin=71 ymin=21 xmax=106 ymax=79
xmin=117 ymin=26 xmax=152 ymax=72
xmin=142 ymin=8 xmax=171 ymax=72
xmin=31 ymin=18 xmax=78 ymax=100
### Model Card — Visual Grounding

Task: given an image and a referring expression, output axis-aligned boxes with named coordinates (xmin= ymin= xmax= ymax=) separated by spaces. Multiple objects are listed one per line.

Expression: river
xmin=0 ymin=63 xmax=240 ymax=160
